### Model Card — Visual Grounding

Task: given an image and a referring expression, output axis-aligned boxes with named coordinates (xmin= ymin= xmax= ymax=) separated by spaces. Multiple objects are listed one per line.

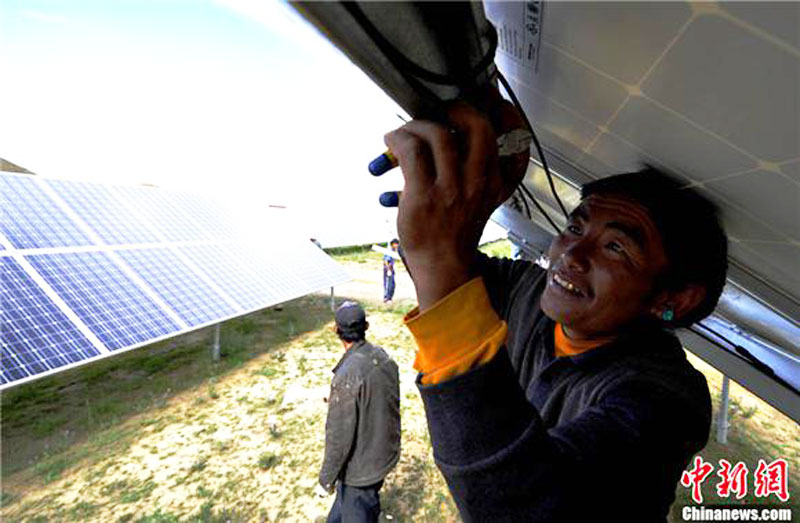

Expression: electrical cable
xmin=517 ymin=189 xmax=531 ymax=220
xmin=519 ymin=183 xmax=560 ymax=233
xmin=690 ymin=322 xmax=799 ymax=395
xmin=344 ymin=2 xmax=564 ymax=232
xmin=496 ymin=71 xmax=569 ymax=219
xmin=342 ymin=2 xmax=498 ymax=88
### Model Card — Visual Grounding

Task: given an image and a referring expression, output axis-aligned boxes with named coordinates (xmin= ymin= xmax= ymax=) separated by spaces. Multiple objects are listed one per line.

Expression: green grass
xmin=326 ymin=244 xmax=384 ymax=264
xmin=190 ymin=456 xmax=209 ymax=474
xmin=136 ymin=508 xmax=180 ymax=523
xmin=67 ymin=501 xmax=98 ymax=520
xmin=257 ymin=452 xmax=281 ymax=470
xmin=4 ymin=288 xmax=796 ymax=522
xmin=1 ymin=490 xmax=17 ymax=507
xmin=1 ymin=295 xmax=335 ymax=482
xmin=478 ymin=238 xmax=512 ymax=258
xmin=255 ymin=366 xmax=279 ymax=378
xmin=119 ymin=479 xmax=157 ymax=503
xmin=33 ymin=455 xmax=78 ymax=484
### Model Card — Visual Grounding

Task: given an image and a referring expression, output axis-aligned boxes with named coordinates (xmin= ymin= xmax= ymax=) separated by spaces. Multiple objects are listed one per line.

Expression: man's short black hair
xmin=337 ymin=327 xmax=366 ymax=342
xmin=581 ymin=166 xmax=728 ymax=327
xmin=390 ymin=238 xmax=399 ymax=245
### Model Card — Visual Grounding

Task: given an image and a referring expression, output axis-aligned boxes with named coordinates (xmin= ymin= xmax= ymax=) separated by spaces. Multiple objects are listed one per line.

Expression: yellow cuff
xmin=404 ymin=277 xmax=508 ymax=385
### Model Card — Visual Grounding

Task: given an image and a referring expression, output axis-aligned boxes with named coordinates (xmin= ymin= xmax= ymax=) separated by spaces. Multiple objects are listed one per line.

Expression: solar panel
xmin=1 ymin=257 xmax=100 ymax=383
xmin=482 ymin=1 xmax=800 ymax=313
xmin=176 ymin=193 xmax=239 ymax=240
xmin=45 ymin=179 xmax=161 ymax=245
xmin=26 ymin=251 xmax=181 ymax=350
xmin=116 ymin=247 xmax=239 ymax=326
xmin=178 ymin=244 xmax=278 ymax=311
xmin=0 ymin=173 xmax=93 ymax=249
xmin=112 ymin=186 xmax=211 ymax=242
xmin=1 ymin=170 xmax=351 ymax=389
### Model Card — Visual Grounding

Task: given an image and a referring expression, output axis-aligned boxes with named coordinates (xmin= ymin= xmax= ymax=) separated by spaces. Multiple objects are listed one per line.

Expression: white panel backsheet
xmin=484 ymin=1 xmax=800 ymax=312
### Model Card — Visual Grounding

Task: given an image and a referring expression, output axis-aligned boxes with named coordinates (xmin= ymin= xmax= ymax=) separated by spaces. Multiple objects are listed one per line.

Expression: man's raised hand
xmin=383 ymin=99 xmax=527 ymax=311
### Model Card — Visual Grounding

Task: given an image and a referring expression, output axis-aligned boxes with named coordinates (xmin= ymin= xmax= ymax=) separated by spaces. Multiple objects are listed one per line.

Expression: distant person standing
xmin=383 ymin=239 xmax=400 ymax=303
xmin=319 ymin=301 xmax=401 ymax=523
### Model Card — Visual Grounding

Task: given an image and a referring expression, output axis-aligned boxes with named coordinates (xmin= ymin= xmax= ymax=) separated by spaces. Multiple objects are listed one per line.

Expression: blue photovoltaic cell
xmin=225 ymin=242 xmax=350 ymax=302
xmin=46 ymin=179 xmax=160 ymax=245
xmin=26 ymin=251 xmax=180 ymax=350
xmin=1 ymin=257 xmax=100 ymax=383
xmin=117 ymin=247 xmax=238 ymax=326
xmin=113 ymin=186 xmax=211 ymax=242
xmin=177 ymin=194 xmax=239 ymax=240
xmin=179 ymin=244 xmax=276 ymax=311
xmin=281 ymin=241 xmax=351 ymax=293
xmin=223 ymin=243 xmax=296 ymax=297
xmin=0 ymin=174 xmax=93 ymax=248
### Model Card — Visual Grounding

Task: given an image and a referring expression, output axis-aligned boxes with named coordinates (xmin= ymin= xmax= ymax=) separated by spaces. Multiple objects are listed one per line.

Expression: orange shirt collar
xmin=554 ymin=323 xmax=615 ymax=358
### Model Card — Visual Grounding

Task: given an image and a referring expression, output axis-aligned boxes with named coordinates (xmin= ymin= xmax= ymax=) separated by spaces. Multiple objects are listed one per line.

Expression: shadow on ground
xmin=1 ymin=294 xmax=336 ymax=482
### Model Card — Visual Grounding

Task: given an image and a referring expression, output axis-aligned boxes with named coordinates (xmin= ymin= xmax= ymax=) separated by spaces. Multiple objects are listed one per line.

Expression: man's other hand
xmin=315 ymin=483 xmax=334 ymax=497
xmin=383 ymin=98 xmax=527 ymax=311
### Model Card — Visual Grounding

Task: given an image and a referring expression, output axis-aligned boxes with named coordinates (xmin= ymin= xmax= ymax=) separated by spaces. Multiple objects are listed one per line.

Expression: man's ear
xmin=650 ymin=284 xmax=707 ymax=323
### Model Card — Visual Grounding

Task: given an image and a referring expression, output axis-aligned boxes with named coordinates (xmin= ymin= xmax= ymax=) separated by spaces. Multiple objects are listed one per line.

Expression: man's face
xmin=391 ymin=242 xmax=399 ymax=251
xmin=540 ymin=194 xmax=669 ymax=340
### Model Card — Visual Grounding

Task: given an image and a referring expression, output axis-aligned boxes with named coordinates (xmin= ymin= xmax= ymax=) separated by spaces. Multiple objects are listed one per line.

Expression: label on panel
xmin=485 ymin=0 xmax=544 ymax=72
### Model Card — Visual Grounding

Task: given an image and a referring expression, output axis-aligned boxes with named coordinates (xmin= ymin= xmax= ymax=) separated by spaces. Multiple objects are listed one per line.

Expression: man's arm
xmin=319 ymin=376 xmax=359 ymax=490
xmin=419 ymin=349 xmax=709 ymax=520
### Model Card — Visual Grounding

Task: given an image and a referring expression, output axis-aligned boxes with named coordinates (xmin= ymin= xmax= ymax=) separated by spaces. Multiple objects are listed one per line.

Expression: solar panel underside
xmin=0 ymin=171 xmax=351 ymax=389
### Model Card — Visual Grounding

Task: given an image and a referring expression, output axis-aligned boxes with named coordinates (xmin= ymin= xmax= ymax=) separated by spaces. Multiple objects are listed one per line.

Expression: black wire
xmin=496 ymin=71 xmax=569 ymax=219
xmin=695 ymin=320 xmax=741 ymax=352
xmin=690 ymin=322 xmax=799 ymax=395
xmin=343 ymin=3 xmax=563 ymax=233
xmin=519 ymin=183 xmax=560 ymax=233
xmin=516 ymin=188 xmax=531 ymax=220
xmin=342 ymin=2 xmax=498 ymax=88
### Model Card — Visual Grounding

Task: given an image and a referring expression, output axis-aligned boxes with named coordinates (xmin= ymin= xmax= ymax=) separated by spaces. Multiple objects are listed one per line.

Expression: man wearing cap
xmin=319 ymin=301 xmax=401 ymax=522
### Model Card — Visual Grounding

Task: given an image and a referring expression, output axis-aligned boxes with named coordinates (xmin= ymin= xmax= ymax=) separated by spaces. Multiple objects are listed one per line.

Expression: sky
xmin=0 ymin=0 xmax=430 ymax=246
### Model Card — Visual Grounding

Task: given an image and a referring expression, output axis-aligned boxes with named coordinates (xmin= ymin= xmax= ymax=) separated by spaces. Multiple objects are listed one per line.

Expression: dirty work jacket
xmin=418 ymin=255 xmax=712 ymax=522
xmin=320 ymin=340 xmax=401 ymax=489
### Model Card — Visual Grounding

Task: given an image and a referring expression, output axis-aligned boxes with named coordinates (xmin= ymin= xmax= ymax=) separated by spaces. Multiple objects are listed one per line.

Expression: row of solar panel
xmin=1 ymin=173 xmax=239 ymax=249
xmin=1 ymin=240 xmax=349 ymax=384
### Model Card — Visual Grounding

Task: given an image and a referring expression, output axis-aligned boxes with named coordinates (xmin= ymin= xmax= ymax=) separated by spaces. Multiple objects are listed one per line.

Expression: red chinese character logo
xmin=716 ymin=459 xmax=749 ymax=499
xmin=754 ymin=458 xmax=789 ymax=502
xmin=681 ymin=456 xmax=714 ymax=503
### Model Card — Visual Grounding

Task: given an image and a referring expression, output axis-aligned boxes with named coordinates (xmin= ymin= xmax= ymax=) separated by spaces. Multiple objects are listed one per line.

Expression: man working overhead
xmin=383 ymin=97 xmax=727 ymax=521
xmin=319 ymin=301 xmax=401 ymax=523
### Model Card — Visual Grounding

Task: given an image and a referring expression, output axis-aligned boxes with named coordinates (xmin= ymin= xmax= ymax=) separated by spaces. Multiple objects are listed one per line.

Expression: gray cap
xmin=335 ymin=301 xmax=367 ymax=333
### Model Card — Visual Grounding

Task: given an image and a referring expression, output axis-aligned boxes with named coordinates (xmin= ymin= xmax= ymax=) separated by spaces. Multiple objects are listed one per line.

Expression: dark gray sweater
xmin=419 ymin=255 xmax=712 ymax=522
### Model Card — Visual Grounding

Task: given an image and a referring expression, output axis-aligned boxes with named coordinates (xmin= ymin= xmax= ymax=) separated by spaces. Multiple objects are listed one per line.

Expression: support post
xmin=330 ymin=286 xmax=335 ymax=312
xmin=716 ymin=375 xmax=730 ymax=444
xmin=212 ymin=324 xmax=221 ymax=362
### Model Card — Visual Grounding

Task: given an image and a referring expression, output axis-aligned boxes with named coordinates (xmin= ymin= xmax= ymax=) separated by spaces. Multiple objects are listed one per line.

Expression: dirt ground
xmin=0 ymin=260 xmax=459 ymax=522
xmin=2 ymin=254 xmax=798 ymax=521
